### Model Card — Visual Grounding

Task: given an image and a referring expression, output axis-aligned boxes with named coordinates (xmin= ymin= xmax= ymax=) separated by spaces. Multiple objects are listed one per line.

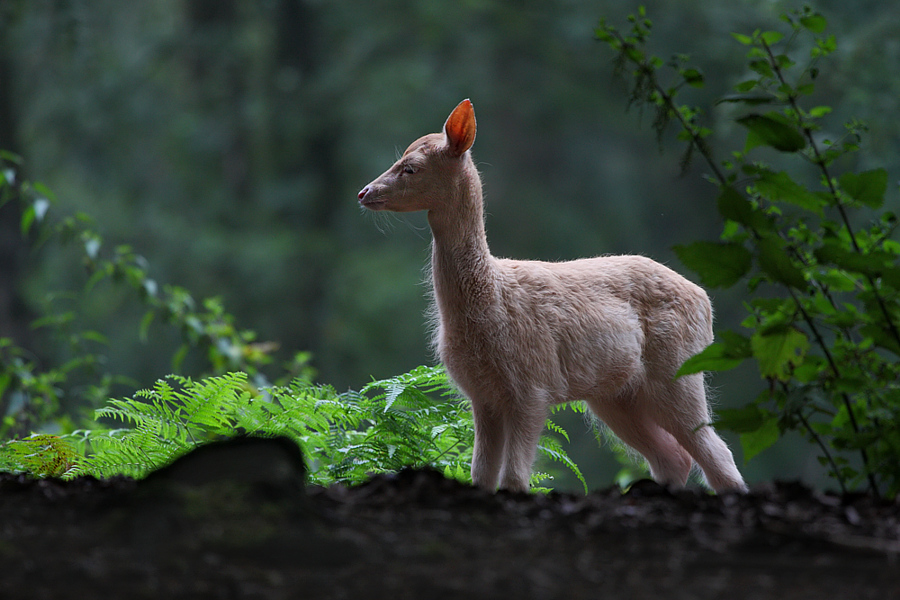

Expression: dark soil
xmin=2 ymin=437 xmax=898 ymax=599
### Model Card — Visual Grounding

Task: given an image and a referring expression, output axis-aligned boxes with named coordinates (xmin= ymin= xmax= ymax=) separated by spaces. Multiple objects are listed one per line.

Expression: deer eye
xmin=401 ymin=164 xmax=417 ymax=175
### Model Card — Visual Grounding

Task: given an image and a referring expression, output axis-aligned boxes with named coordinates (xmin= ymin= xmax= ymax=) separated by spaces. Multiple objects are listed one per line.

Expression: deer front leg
xmin=498 ymin=396 xmax=549 ymax=493
xmin=470 ymin=403 xmax=506 ymax=491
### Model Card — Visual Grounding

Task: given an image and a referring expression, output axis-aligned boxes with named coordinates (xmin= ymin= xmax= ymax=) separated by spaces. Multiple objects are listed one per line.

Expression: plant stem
xmin=788 ymin=287 xmax=880 ymax=497
xmin=611 ymin=32 xmax=727 ymax=186
xmin=795 ymin=407 xmax=848 ymax=496
xmin=762 ymin=40 xmax=900 ymax=353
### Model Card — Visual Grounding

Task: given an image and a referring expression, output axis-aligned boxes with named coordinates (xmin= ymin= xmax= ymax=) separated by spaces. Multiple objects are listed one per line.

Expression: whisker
xmin=400 ymin=215 xmax=429 ymax=240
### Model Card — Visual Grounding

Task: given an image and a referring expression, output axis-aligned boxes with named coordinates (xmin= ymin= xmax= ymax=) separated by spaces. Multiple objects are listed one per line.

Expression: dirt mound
xmin=1 ymin=438 xmax=898 ymax=599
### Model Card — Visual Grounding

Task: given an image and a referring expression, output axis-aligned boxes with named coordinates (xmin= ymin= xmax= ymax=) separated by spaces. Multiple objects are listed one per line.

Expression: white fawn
xmin=358 ymin=99 xmax=747 ymax=494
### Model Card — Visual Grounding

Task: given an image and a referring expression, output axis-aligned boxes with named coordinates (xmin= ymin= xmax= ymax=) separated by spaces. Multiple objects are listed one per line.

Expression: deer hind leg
xmin=650 ymin=374 xmax=748 ymax=493
xmin=588 ymin=395 xmax=693 ymax=488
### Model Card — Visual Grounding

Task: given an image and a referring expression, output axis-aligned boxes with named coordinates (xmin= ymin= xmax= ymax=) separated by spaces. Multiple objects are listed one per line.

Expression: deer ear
xmin=443 ymin=99 xmax=476 ymax=157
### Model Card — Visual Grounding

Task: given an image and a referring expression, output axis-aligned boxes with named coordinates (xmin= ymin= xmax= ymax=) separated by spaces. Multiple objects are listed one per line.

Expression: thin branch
xmin=788 ymin=286 xmax=880 ymax=498
xmin=762 ymin=40 xmax=900 ymax=352
xmin=609 ymin=32 xmax=728 ymax=186
xmin=795 ymin=408 xmax=848 ymax=496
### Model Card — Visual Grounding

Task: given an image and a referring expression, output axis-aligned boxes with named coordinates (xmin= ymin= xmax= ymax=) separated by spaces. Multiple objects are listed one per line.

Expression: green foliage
xmin=0 ymin=433 xmax=80 ymax=477
xmin=0 ymin=365 xmax=587 ymax=492
xmin=0 ymin=155 xmax=312 ymax=439
xmin=319 ymin=366 xmax=474 ymax=486
xmin=600 ymin=6 xmax=900 ymax=497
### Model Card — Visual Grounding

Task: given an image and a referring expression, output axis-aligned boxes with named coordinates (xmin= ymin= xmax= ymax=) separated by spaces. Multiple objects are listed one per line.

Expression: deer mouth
xmin=358 ymin=187 xmax=387 ymax=210
xmin=359 ymin=196 xmax=387 ymax=210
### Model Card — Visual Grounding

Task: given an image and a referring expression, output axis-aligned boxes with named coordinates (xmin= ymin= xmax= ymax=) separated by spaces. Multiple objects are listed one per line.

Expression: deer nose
xmin=358 ymin=186 xmax=369 ymax=201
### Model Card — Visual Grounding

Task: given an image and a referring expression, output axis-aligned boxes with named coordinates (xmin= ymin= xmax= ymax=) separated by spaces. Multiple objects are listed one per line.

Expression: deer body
xmin=358 ymin=100 xmax=747 ymax=493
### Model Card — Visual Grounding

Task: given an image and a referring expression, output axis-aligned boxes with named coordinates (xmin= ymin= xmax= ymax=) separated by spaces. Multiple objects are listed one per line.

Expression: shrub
xmin=598 ymin=7 xmax=900 ymax=497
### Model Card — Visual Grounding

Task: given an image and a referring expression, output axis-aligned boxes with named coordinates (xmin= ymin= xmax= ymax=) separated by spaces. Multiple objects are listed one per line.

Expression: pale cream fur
xmin=358 ymin=99 xmax=747 ymax=494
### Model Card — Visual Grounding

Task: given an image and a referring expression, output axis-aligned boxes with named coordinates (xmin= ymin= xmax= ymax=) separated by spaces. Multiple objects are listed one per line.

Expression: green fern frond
xmin=0 ymin=434 xmax=81 ymax=477
xmin=545 ymin=419 xmax=571 ymax=444
xmin=1 ymin=364 xmax=590 ymax=494
xmin=537 ymin=432 xmax=588 ymax=494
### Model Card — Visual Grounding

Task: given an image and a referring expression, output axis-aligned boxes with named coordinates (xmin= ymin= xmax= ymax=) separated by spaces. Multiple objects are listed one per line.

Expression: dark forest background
xmin=1 ymin=0 xmax=898 ymax=491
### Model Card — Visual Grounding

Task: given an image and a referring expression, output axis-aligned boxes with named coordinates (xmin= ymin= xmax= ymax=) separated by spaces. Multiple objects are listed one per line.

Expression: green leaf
xmin=862 ymin=323 xmax=900 ymax=357
xmin=80 ymin=330 xmax=109 ymax=345
xmin=757 ymin=236 xmax=807 ymax=289
xmin=0 ymin=150 xmax=22 ymax=164
xmin=716 ymin=405 xmax=766 ymax=434
xmin=32 ymin=182 xmax=56 ymax=202
xmin=839 ymin=169 xmax=888 ymax=208
xmin=0 ymin=372 xmax=12 ymax=400
xmin=751 ymin=325 xmax=810 ymax=381
xmin=676 ymin=331 xmax=752 ymax=377
xmin=814 ymin=240 xmax=899 ymax=284
xmin=715 ymin=92 xmax=777 ymax=106
xmin=733 ymin=80 xmax=758 ymax=93
xmin=673 ymin=241 xmax=752 ymax=288
xmin=20 ymin=206 xmax=35 ymax=234
xmin=800 ymin=14 xmax=827 ymax=34
xmin=760 ymin=31 xmax=784 ymax=45
xmin=740 ymin=416 xmax=780 ymax=462
xmin=681 ymin=68 xmax=704 ymax=88
xmin=748 ymin=59 xmax=774 ymax=79
xmin=731 ymin=32 xmax=754 ymax=45
xmin=676 ymin=346 xmax=736 ymax=377
xmin=737 ymin=113 xmax=807 ymax=152
xmin=716 ymin=187 xmax=774 ymax=233
xmin=754 ymin=170 xmax=827 ymax=215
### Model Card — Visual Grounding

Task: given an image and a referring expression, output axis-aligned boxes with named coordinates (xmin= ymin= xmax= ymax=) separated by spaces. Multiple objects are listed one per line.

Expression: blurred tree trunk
xmin=180 ymin=0 xmax=343 ymax=362
xmin=273 ymin=0 xmax=345 ymax=357
xmin=0 ymin=7 xmax=33 ymax=347
xmin=184 ymin=0 xmax=253 ymax=209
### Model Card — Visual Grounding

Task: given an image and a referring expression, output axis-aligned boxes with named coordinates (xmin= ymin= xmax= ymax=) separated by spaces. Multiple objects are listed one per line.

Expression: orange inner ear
xmin=444 ymin=99 xmax=476 ymax=156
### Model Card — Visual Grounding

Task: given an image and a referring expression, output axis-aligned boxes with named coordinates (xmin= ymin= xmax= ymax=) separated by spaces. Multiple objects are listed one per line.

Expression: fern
xmin=547 ymin=401 xmax=651 ymax=492
xmin=0 ymin=434 xmax=80 ymax=477
xmin=537 ymin=433 xmax=588 ymax=494
xmin=0 ymin=365 xmax=590 ymax=493
xmin=77 ymin=372 xmax=258 ymax=477
xmin=321 ymin=366 xmax=475 ymax=484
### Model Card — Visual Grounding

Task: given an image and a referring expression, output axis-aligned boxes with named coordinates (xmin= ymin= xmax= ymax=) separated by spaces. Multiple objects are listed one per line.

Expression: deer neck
xmin=427 ymin=174 xmax=497 ymax=319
